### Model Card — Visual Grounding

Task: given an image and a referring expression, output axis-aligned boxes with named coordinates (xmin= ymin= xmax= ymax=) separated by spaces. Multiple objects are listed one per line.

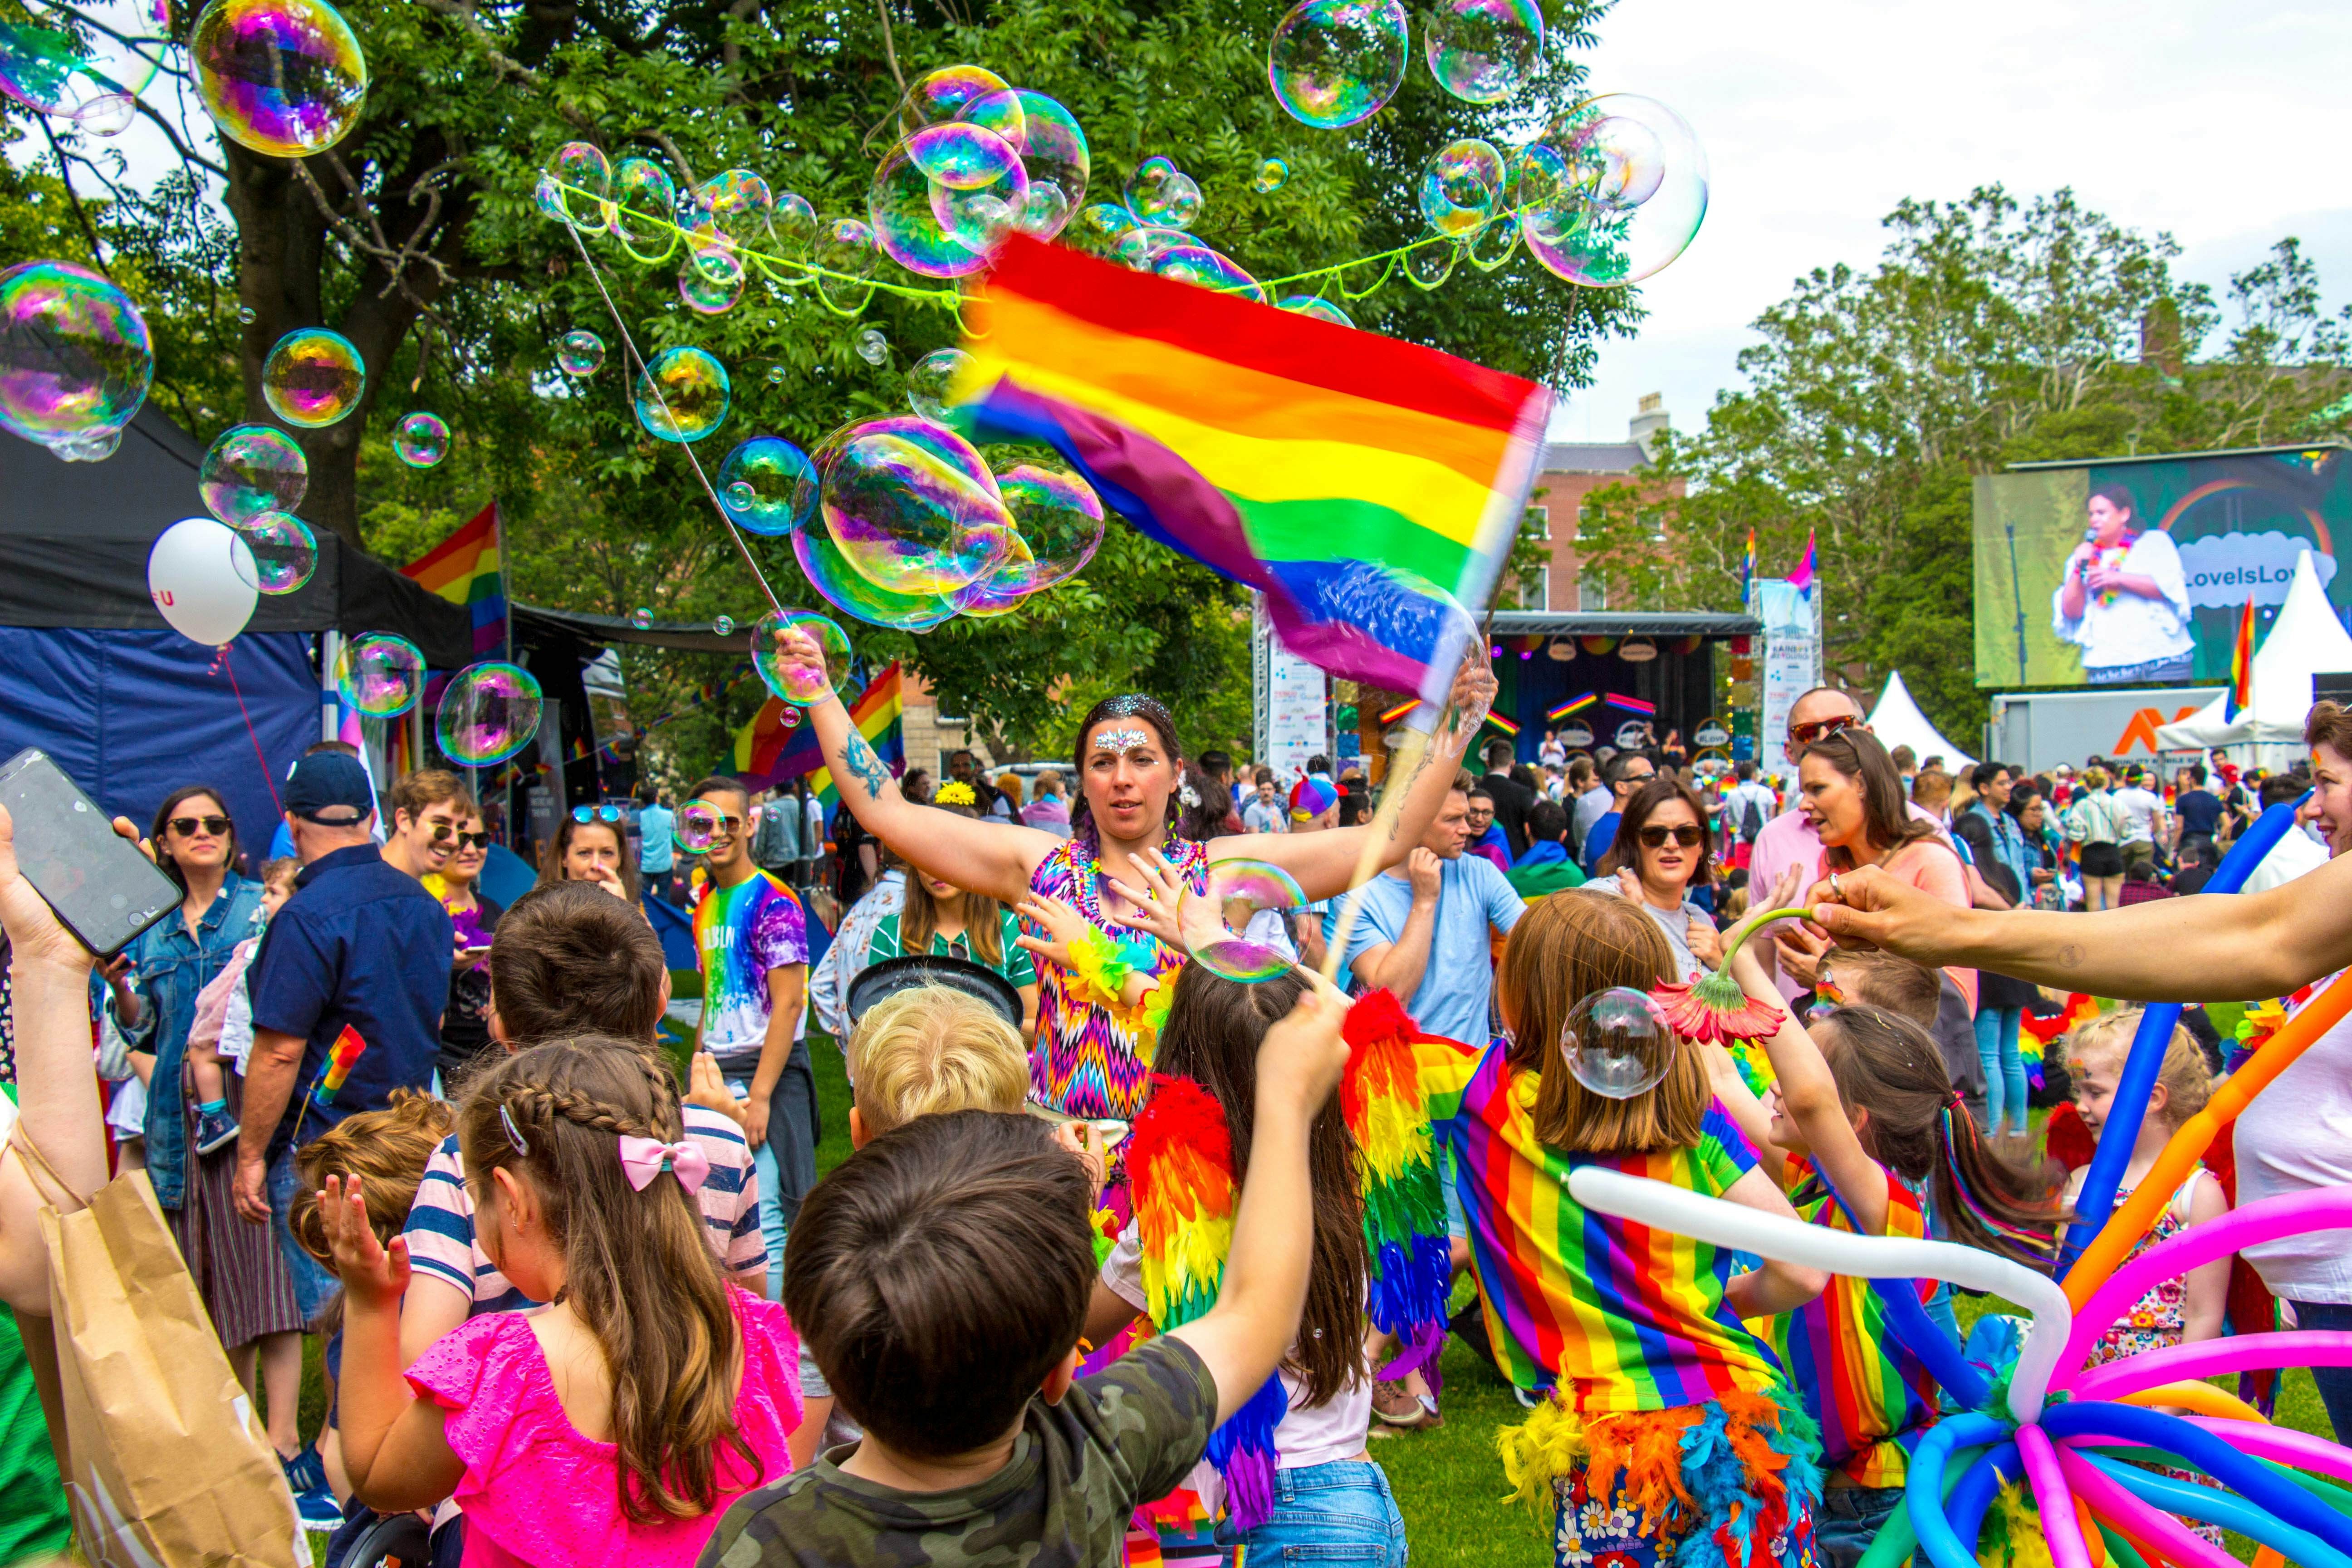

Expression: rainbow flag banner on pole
xmin=1606 ymin=694 xmax=1657 ymax=716
xmin=957 ymin=236 xmax=1551 ymax=707
xmin=1547 ymin=692 xmax=1599 ymax=721
xmin=2226 ymin=594 xmax=2257 ymax=720
xmin=402 ymin=501 xmax=508 ymax=659
xmin=734 ymin=662 xmax=905 ymax=804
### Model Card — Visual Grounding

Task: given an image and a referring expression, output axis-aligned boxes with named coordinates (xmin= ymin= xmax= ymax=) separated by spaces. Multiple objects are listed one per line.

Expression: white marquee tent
xmin=1867 ymin=670 xmax=1977 ymax=771
xmin=2156 ymin=549 xmax=2352 ymax=768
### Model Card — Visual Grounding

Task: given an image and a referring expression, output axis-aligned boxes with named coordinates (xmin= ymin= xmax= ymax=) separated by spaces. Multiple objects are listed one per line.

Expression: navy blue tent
xmin=0 ymin=406 xmax=470 ymax=860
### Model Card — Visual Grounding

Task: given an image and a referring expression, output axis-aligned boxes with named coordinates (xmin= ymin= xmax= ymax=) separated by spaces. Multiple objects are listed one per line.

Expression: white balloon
xmin=147 ymin=516 xmax=259 ymax=647
xmin=1565 ymin=1166 xmax=2073 ymax=1425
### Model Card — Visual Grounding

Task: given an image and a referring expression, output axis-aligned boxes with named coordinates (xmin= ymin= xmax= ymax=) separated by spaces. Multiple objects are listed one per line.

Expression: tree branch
xmin=132 ymin=96 xmax=228 ymax=178
xmin=37 ymin=118 xmax=111 ymax=276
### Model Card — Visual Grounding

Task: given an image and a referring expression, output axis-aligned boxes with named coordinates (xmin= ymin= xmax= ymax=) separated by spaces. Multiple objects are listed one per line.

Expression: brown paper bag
xmin=22 ymin=1130 xmax=309 ymax=1568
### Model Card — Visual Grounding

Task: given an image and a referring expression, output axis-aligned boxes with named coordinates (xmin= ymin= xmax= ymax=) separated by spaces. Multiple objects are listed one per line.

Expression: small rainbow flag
xmin=957 ymin=236 xmax=1549 ymax=707
xmin=734 ymin=662 xmax=905 ymax=805
xmin=1607 ymin=693 xmax=1657 ymax=716
xmin=1787 ymin=528 xmax=1817 ymax=593
xmin=1377 ymin=698 xmax=1419 ymax=726
xmin=401 ymin=501 xmax=508 ymax=659
xmin=1547 ymin=692 xmax=1598 ymax=721
xmin=1739 ymin=525 xmax=1756 ymax=606
xmin=311 ymin=1025 xmax=367 ymax=1108
xmin=1484 ymin=712 xmax=1519 ymax=737
xmin=2226 ymin=594 xmax=2256 ymax=721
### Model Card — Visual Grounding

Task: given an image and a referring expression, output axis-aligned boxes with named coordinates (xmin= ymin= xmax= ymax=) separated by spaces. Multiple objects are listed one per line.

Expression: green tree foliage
xmin=1570 ymin=186 xmax=2351 ymax=737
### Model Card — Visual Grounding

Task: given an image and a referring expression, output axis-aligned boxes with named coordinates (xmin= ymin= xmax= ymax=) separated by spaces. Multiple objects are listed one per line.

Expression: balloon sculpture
xmin=1580 ymin=798 xmax=2352 ymax=1567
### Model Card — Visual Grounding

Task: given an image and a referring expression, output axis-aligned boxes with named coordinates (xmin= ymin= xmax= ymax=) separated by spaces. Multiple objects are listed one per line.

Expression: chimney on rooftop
xmin=1629 ymin=392 xmax=1669 ymax=461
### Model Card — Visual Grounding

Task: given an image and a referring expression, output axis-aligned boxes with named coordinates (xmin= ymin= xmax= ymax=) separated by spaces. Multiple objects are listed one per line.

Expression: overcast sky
xmin=1548 ymin=0 xmax=2352 ymax=446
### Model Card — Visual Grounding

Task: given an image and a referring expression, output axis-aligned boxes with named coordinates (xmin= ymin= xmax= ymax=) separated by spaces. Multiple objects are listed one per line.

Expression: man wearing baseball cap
xmin=233 ymin=752 xmax=453 ymax=1318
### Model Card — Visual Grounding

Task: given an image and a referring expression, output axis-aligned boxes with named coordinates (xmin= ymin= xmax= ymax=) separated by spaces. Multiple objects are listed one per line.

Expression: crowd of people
xmin=1 ymin=646 xmax=2347 ymax=1568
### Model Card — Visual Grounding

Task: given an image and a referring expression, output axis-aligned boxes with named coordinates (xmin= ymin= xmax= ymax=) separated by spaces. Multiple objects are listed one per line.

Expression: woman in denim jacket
xmin=109 ymin=785 xmax=306 ymax=1463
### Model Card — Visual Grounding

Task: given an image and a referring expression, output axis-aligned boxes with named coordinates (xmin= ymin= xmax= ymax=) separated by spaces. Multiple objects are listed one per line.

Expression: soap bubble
xmin=336 ymin=632 xmax=425 ymax=718
xmin=907 ymin=122 xmax=1021 ymax=191
xmin=0 ymin=259 xmax=152 ymax=447
xmin=1467 ymin=210 xmax=1519 ymax=271
xmin=612 ymin=157 xmax=676 ymax=244
xmin=197 ymin=423 xmax=305 ymax=524
xmin=855 ymin=327 xmax=888 ymax=367
xmin=772 ymin=192 xmax=818 ymax=252
xmin=435 ymin=661 xmax=543 ymax=766
xmin=965 ymin=89 xmax=1089 ymax=240
xmin=1141 ymin=170 xmax=1200 ymax=230
xmin=557 ymin=330 xmax=604 ymax=377
xmin=51 ymin=428 xmax=121 ymax=461
xmin=675 ymin=801 xmax=722 ymax=852
xmin=695 ymin=168 xmax=773 ymax=242
xmin=262 ymin=328 xmax=365 ymax=428
xmin=931 ymin=176 xmax=1024 ymax=255
xmin=1186 ymin=860 xmax=1306 ymax=981
xmin=816 ymin=416 xmax=1014 ymax=598
xmin=897 ymin=63 xmax=1013 ymax=140
xmin=189 ymin=0 xmax=368 ymax=159
xmin=816 ymin=218 xmax=880 ymax=308
xmin=906 ymin=348 xmax=972 ymax=421
xmin=970 ymin=461 xmax=1104 ymax=602
xmin=393 ymin=411 xmax=448 ymax=467
xmin=629 ymin=607 xmax=654 ymax=630
xmin=1268 ymin=0 xmax=1407 ymax=129
xmin=238 ymin=304 xmax=258 ymax=323
xmin=714 ymin=614 xmax=736 ymax=636
xmin=633 ymin=346 xmax=730 ymax=443
xmin=1561 ymin=986 xmax=1674 ymax=1098
xmin=1124 ymin=157 xmax=1177 ymax=215
xmin=1278 ymin=294 xmax=1354 ymax=327
xmin=0 ymin=0 xmax=171 ymax=129
xmin=715 ymin=435 xmax=818 ymax=537
xmin=1419 ymin=138 xmax=1504 ymax=237
xmin=1014 ymin=181 xmax=1072 ymax=239
xmin=1520 ymin=94 xmax=1709 ymax=288
xmin=231 ymin=510 xmax=316 ymax=594
xmin=1405 ymin=237 xmax=1459 ymax=289
xmin=750 ymin=608 xmax=851 ymax=705
xmin=679 ymin=246 xmax=745 ymax=314
xmin=1424 ymin=0 xmax=1542 ymax=104
xmin=1155 ymin=245 xmax=1266 ymax=304
xmin=1253 ymin=158 xmax=1290 ymax=193
xmin=535 ymin=141 xmax=613 ymax=232
xmin=868 ymin=138 xmax=993 ymax=279
xmin=792 ymin=524 xmax=960 ymax=631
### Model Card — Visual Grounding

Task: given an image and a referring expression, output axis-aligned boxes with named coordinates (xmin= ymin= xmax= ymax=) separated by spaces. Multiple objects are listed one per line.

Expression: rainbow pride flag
xmin=1607 ymin=693 xmax=1657 ymax=716
xmin=734 ymin=662 xmax=904 ymax=804
xmin=402 ymin=501 xmax=508 ymax=659
xmin=1547 ymin=692 xmax=1598 ymax=721
xmin=957 ymin=236 xmax=1549 ymax=707
xmin=311 ymin=1025 xmax=367 ymax=1108
xmin=1739 ymin=525 xmax=1756 ymax=606
xmin=2226 ymin=594 xmax=2256 ymax=720
xmin=1377 ymin=698 xmax=1418 ymax=726
xmin=1484 ymin=712 xmax=1520 ymax=738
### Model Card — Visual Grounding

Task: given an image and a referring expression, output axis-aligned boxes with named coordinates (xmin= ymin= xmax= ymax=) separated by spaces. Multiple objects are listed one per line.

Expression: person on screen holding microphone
xmin=2053 ymin=484 xmax=2195 ymax=685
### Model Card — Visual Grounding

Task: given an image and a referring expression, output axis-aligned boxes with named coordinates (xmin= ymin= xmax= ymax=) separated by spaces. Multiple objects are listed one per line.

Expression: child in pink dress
xmin=323 ymin=1038 xmax=804 ymax=1568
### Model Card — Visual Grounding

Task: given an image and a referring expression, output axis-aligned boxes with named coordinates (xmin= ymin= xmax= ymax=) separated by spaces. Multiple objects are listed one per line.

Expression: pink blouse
xmin=406 ymin=1290 xmax=803 ymax=1568
xmin=1820 ymin=838 xmax=1977 ymax=1008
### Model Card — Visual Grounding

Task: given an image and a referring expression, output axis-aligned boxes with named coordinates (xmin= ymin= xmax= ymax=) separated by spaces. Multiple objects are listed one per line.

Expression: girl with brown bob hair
xmin=320 ymin=1039 xmax=809 ymax=1555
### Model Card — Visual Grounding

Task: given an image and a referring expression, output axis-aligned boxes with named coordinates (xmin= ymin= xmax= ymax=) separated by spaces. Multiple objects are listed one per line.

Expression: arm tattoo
xmin=842 ymin=729 xmax=890 ymax=798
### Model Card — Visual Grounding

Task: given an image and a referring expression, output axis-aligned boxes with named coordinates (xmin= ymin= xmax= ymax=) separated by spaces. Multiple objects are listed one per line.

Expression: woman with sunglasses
xmin=107 ymin=786 xmax=308 ymax=1464
xmin=424 ymin=809 xmax=504 ymax=1085
xmin=534 ymin=804 xmax=640 ymax=905
xmin=1592 ymin=777 xmax=1725 ymax=980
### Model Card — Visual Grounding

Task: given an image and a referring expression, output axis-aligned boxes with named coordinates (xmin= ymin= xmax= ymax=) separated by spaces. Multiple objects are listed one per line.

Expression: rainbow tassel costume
xmin=311 ymin=1025 xmax=367 ymax=1108
xmin=1340 ymin=990 xmax=1455 ymax=1385
xmin=1127 ymin=1073 xmax=1286 ymax=1530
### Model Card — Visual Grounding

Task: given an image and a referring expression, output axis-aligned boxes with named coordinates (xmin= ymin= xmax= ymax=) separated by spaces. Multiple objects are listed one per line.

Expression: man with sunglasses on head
xmin=687 ymin=775 xmax=813 ymax=1296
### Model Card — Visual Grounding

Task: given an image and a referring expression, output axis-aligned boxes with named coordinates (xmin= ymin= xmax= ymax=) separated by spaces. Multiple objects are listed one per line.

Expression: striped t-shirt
xmin=402 ymin=1104 xmax=765 ymax=1312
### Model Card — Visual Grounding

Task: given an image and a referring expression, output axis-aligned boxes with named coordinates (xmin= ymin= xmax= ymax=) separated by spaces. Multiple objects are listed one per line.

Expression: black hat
xmin=284 ymin=753 xmax=376 ymax=825
xmin=844 ymin=955 xmax=1023 ymax=1031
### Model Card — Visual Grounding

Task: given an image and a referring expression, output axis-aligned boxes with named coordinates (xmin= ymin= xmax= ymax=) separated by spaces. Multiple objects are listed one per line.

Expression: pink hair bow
xmin=617 ymin=1136 xmax=710 ymax=1194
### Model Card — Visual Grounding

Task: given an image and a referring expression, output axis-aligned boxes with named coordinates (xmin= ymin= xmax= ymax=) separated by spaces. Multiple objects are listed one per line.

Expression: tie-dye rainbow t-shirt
xmin=694 ymin=870 xmax=809 ymax=1070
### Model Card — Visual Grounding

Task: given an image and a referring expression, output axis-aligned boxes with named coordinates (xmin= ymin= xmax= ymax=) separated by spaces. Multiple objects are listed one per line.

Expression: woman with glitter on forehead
xmin=765 ymin=626 xmax=1495 ymax=1125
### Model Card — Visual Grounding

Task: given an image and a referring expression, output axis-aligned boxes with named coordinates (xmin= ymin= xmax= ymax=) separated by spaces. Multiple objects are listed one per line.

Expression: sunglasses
xmin=452 ymin=830 xmax=491 ymax=849
xmin=573 ymin=805 xmax=626 ymax=824
xmin=1789 ymin=714 xmax=1859 ymax=747
xmin=167 ymin=815 xmax=230 ymax=838
xmin=1638 ymin=824 xmax=1705 ymax=849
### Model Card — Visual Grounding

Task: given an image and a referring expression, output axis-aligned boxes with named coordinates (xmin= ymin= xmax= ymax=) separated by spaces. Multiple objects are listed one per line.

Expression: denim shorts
xmin=1813 ymin=1484 xmax=1901 ymax=1568
xmin=1219 ymin=1459 xmax=1407 ymax=1564
xmin=267 ymin=1142 xmax=340 ymax=1324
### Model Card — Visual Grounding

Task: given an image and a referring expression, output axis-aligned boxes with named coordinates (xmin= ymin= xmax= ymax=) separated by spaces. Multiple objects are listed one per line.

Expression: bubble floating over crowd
xmin=436 ymin=661 xmax=544 ymax=766
xmin=557 ymin=330 xmax=605 ymax=377
xmin=393 ymin=411 xmax=449 ymax=467
xmin=1186 ymin=860 xmax=1307 ymax=981
xmin=199 ymin=424 xmax=308 ymax=525
xmin=336 ymin=632 xmax=426 ymax=719
xmin=1560 ymin=986 xmax=1672 ymax=1098
xmin=231 ymin=510 xmax=317 ymax=595
xmin=750 ymin=609 xmax=852 ymax=706
xmin=634 ymin=346 xmax=730 ymax=442
xmin=1267 ymin=0 xmax=1409 ymax=129
xmin=188 ymin=0 xmax=370 ymax=159
xmin=716 ymin=436 xmax=818 ymax=537
xmin=0 ymin=0 xmax=170 ymax=134
xmin=263 ymin=328 xmax=366 ymax=429
xmin=0 ymin=260 xmax=152 ymax=456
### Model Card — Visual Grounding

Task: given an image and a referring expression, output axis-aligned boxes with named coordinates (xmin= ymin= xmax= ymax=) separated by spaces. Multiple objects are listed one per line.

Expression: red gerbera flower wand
xmin=1647 ymin=906 xmax=1813 ymax=1046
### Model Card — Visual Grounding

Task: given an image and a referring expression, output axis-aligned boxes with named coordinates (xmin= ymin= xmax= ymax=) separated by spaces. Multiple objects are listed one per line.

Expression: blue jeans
xmin=1974 ymin=1006 xmax=2026 ymax=1136
xmin=1813 ymin=1485 xmax=1901 ymax=1568
xmin=1218 ymin=1459 xmax=1407 ymax=1564
xmin=723 ymin=1042 xmax=818 ymax=1297
xmin=267 ymin=1143 xmax=341 ymax=1324
xmin=2288 ymin=1298 xmax=2352 ymax=1445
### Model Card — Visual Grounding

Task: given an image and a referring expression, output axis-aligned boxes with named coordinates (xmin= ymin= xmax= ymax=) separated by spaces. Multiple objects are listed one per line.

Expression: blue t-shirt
xmin=639 ymin=804 xmax=676 ymax=872
xmin=1581 ymin=811 xmax=1621 ymax=871
xmin=1324 ymin=855 xmax=1525 ymax=1045
xmin=2176 ymin=789 xmax=2223 ymax=839
xmin=247 ymin=843 xmax=453 ymax=1154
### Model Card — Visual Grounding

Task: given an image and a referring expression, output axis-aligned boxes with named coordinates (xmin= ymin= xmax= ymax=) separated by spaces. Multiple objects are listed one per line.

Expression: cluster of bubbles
xmin=0 ymin=0 xmax=169 ymax=136
xmin=435 ymin=661 xmax=544 ymax=767
xmin=868 ymin=67 xmax=1091 ymax=278
xmin=196 ymin=423 xmax=318 ymax=593
xmin=1061 ymin=154 xmax=1298 ymax=309
xmin=335 ymin=632 xmax=426 ymax=719
xmin=263 ymin=328 xmax=367 ymax=428
xmin=0 ymin=260 xmax=152 ymax=461
xmin=1267 ymin=0 xmax=1541 ymax=130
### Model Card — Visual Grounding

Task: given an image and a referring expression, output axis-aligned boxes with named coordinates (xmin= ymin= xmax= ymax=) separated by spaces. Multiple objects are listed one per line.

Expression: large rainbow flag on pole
xmin=2225 ymin=593 xmax=2256 ymax=721
xmin=956 ymin=236 xmax=1550 ymax=707
xmin=401 ymin=501 xmax=508 ymax=660
xmin=734 ymin=662 xmax=904 ymax=803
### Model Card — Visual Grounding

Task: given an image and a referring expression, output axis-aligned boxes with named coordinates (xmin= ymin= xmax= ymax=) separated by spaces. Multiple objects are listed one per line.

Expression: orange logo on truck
xmin=2113 ymin=706 xmax=2205 ymax=755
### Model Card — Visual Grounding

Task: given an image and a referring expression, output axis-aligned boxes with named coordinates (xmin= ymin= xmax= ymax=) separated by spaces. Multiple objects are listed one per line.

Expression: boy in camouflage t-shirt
xmin=699 ymin=980 xmax=1354 ymax=1567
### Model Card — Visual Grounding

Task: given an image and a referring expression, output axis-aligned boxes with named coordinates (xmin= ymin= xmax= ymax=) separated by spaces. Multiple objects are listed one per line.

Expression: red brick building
xmin=1519 ymin=393 xmax=1685 ymax=611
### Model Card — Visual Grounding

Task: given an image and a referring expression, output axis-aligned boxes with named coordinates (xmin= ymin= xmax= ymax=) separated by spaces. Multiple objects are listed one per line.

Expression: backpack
xmin=1738 ymin=792 xmax=1766 ymax=843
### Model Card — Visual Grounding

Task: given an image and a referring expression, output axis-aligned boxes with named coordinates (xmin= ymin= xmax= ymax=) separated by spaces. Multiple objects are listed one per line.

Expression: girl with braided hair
xmin=322 ymin=1039 xmax=806 ymax=1566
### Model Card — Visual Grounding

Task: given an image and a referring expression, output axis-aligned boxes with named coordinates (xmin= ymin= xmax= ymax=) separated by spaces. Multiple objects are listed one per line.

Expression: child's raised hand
xmin=1254 ymin=970 xmax=1352 ymax=1114
xmin=320 ymin=1174 xmax=409 ymax=1310
xmin=686 ymin=1051 xmax=747 ymax=1127
xmin=1049 ymin=1120 xmax=1110 ymax=1203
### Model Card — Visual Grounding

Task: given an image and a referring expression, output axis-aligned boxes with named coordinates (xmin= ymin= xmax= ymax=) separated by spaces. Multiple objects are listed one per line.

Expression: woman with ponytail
xmin=321 ymin=1039 xmax=806 ymax=1565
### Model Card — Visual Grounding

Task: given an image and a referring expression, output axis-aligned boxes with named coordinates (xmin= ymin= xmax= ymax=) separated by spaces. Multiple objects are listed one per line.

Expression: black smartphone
xmin=0 ymin=747 xmax=181 ymax=959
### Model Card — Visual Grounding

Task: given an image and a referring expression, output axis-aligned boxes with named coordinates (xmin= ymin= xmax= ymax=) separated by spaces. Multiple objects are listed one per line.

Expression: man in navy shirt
xmin=1580 ymin=750 xmax=1658 ymax=872
xmin=232 ymin=753 xmax=452 ymax=1319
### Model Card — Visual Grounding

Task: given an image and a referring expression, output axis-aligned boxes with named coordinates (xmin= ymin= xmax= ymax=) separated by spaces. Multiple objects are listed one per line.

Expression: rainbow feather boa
xmin=1127 ymin=1072 xmax=1286 ymax=1529
xmin=1340 ymin=989 xmax=1455 ymax=1387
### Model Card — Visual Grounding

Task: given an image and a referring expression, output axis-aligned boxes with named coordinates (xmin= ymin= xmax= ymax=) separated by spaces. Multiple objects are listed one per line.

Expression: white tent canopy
xmin=1868 ymin=670 xmax=1977 ymax=770
xmin=2156 ymin=549 xmax=2352 ymax=759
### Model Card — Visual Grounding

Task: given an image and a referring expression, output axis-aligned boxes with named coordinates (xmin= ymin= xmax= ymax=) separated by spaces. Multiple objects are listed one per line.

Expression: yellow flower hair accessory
xmin=933 ymin=781 xmax=979 ymax=807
